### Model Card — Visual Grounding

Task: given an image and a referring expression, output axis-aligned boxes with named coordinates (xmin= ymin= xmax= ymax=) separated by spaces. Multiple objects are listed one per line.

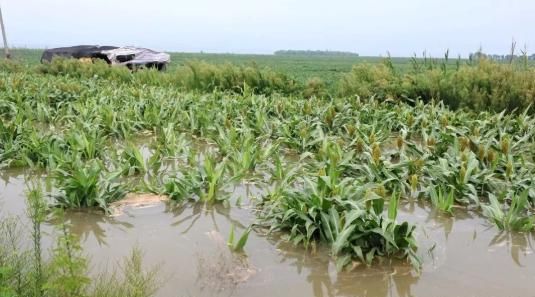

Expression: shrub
xmin=303 ymin=77 xmax=328 ymax=98
xmin=338 ymin=63 xmax=401 ymax=99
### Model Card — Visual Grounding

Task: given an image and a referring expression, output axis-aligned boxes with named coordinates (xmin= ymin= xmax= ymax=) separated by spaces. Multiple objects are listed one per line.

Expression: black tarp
xmin=40 ymin=45 xmax=119 ymax=63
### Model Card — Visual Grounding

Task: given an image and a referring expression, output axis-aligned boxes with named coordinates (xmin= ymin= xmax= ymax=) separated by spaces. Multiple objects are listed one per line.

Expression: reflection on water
xmin=166 ymin=202 xmax=249 ymax=234
xmin=2 ymin=174 xmax=535 ymax=297
xmin=195 ymin=230 xmax=256 ymax=296
xmin=0 ymin=169 xmax=32 ymax=216
xmin=488 ymin=231 xmax=534 ymax=267
xmin=61 ymin=212 xmax=134 ymax=246
xmin=263 ymin=234 xmax=420 ymax=297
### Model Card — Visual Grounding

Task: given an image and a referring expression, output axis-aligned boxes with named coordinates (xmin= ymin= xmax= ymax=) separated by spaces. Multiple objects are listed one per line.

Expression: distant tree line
xmin=469 ymin=51 xmax=535 ymax=61
xmin=274 ymin=50 xmax=359 ymax=57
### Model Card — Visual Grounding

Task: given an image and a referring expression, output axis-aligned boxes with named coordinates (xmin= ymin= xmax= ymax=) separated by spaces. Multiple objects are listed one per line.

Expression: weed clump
xmin=0 ymin=188 xmax=160 ymax=297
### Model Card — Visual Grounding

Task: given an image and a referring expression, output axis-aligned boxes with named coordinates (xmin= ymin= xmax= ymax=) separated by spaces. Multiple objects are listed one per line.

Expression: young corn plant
xmin=119 ymin=143 xmax=147 ymax=176
xmin=332 ymin=205 xmax=420 ymax=271
xmin=260 ymin=147 xmax=420 ymax=270
xmin=214 ymin=126 xmax=240 ymax=157
xmin=197 ymin=155 xmax=228 ymax=203
xmin=53 ymin=159 xmax=126 ymax=211
xmin=162 ymin=171 xmax=201 ymax=202
xmin=64 ymin=128 xmax=105 ymax=160
xmin=228 ymin=136 xmax=262 ymax=179
xmin=229 ymin=135 xmax=277 ymax=181
xmin=266 ymin=153 xmax=303 ymax=200
xmin=425 ymin=151 xmax=482 ymax=205
xmin=154 ymin=123 xmax=187 ymax=157
xmin=482 ymin=190 xmax=534 ymax=231
xmin=163 ymin=154 xmax=229 ymax=204
xmin=227 ymin=225 xmax=251 ymax=253
xmin=429 ymin=185 xmax=455 ymax=214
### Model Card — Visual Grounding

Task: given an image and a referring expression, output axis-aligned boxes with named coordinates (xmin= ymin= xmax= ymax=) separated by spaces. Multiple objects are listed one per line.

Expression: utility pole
xmin=0 ymin=6 xmax=10 ymax=59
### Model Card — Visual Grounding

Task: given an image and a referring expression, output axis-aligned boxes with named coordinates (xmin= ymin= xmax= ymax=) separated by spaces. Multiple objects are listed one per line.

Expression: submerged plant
xmin=228 ymin=135 xmax=276 ymax=180
xmin=482 ymin=190 xmax=534 ymax=231
xmin=163 ymin=154 xmax=229 ymax=204
xmin=227 ymin=225 xmax=251 ymax=253
xmin=53 ymin=159 xmax=126 ymax=211
xmin=429 ymin=186 xmax=455 ymax=214
xmin=119 ymin=143 xmax=147 ymax=176
xmin=154 ymin=124 xmax=188 ymax=157
xmin=260 ymin=173 xmax=420 ymax=270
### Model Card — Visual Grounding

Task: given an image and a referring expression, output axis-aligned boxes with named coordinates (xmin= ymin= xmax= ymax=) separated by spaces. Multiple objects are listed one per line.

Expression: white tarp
xmin=101 ymin=46 xmax=170 ymax=66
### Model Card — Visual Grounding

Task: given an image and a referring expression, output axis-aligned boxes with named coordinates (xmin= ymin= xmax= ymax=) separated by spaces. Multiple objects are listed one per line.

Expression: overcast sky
xmin=1 ymin=0 xmax=533 ymax=57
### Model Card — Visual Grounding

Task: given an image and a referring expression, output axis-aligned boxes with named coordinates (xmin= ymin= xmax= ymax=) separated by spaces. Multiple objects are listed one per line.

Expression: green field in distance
xmin=8 ymin=48 xmax=465 ymax=85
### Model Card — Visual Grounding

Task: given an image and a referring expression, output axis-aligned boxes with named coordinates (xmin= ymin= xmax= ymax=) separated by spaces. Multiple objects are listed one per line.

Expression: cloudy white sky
xmin=1 ymin=0 xmax=533 ymax=57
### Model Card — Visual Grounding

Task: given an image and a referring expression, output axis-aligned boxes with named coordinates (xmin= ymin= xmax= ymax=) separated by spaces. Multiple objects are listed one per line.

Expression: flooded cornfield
xmin=2 ymin=168 xmax=535 ymax=297
xmin=1 ymin=62 xmax=535 ymax=297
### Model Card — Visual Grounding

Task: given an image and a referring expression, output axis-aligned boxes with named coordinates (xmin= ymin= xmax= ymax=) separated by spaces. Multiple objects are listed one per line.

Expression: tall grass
xmin=31 ymin=58 xmax=300 ymax=96
xmin=338 ymin=58 xmax=535 ymax=113
xmin=3 ymin=55 xmax=534 ymax=112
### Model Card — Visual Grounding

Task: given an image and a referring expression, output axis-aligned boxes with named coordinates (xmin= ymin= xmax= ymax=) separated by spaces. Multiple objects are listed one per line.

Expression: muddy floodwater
xmin=1 ymin=169 xmax=535 ymax=297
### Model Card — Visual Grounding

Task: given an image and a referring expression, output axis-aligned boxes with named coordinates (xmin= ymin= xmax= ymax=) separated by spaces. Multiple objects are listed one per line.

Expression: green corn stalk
xmin=227 ymin=225 xmax=251 ymax=252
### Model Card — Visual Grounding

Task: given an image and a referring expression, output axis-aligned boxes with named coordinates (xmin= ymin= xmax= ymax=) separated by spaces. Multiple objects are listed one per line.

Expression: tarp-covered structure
xmin=41 ymin=45 xmax=171 ymax=70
